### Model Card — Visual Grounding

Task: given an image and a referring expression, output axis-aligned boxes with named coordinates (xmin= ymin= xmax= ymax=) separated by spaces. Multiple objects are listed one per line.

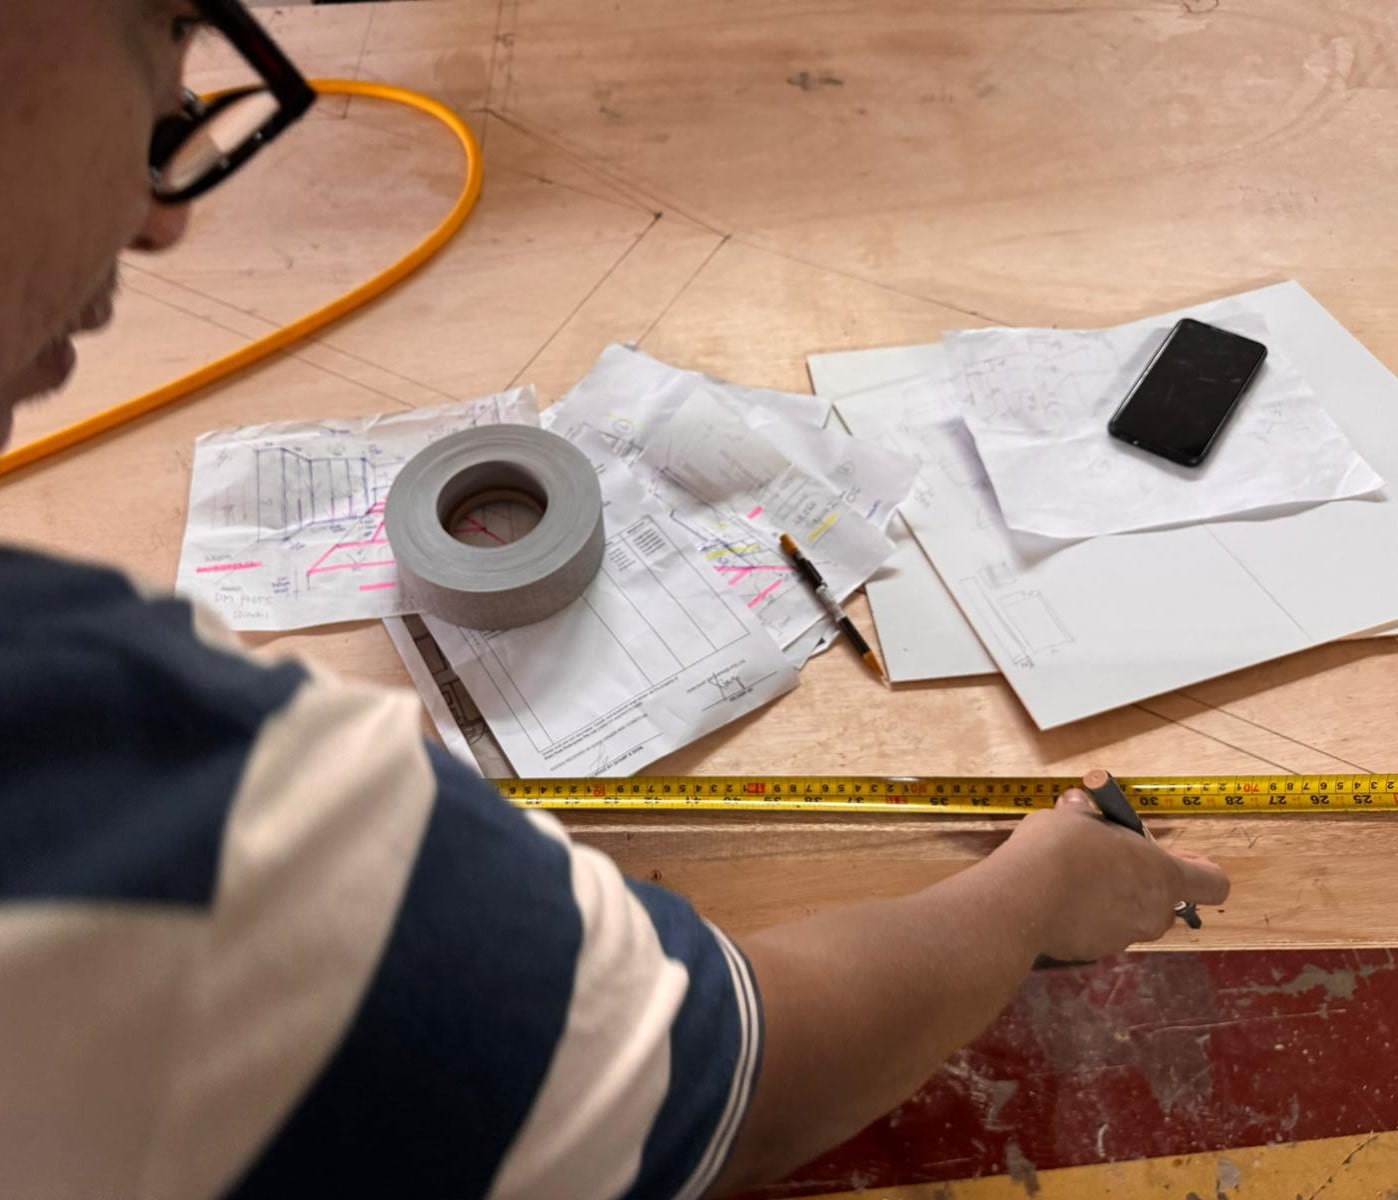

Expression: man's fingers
xmin=1173 ymin=854 xmax=1231 ymax=906
xmin=1055 ymin=788 xmax=1100 ymax=815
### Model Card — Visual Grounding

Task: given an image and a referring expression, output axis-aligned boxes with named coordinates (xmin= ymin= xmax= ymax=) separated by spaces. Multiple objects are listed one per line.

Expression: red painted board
xmin=744 ymin=948 xmax=1398 ymax=1198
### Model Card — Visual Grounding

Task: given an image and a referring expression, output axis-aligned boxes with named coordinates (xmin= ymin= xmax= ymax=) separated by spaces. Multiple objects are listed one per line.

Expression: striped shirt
xmin=0 ymin=546 xmax=763 ymax=1200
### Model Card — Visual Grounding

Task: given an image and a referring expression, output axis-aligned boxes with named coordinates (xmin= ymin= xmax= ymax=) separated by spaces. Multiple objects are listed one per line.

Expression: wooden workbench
xmin=9 ymin=2 xmax=1398 ymax=1194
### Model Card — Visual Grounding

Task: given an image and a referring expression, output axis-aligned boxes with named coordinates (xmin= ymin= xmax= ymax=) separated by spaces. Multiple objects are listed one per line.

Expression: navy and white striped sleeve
xmin=228 ymin=749 xmax=765 ymax=1200
xmin=0 ymin=549 xmax=763 ymax=1200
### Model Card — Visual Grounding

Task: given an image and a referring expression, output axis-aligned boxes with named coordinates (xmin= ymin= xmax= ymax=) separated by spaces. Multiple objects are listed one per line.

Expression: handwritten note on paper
xmin=640 ymin=386 xmax=895 ymax=649
xmin=839 ymin=364 xmax=1312 ymax=728
xmin=547 ymin=347 xmax=911 ymax=657
xmin=946 ymin=314 xmax=1385 ymax=540
xmin=744 ymin=410 xmax=918 ymax=533
xmin=544 ymin=343 xmax=832 ymax=446
xmin=175 ymin=389 xmax=539 ymax=630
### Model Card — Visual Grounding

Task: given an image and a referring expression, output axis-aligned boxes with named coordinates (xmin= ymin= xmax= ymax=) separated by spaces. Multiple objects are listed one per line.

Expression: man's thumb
xmin=1055 ymin=787 xmax=1100 ymax=814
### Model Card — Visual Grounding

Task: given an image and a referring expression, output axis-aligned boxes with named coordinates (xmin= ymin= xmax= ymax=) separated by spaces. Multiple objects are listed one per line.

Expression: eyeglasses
xmin=149 ymin=0 xmax=316 ymax=204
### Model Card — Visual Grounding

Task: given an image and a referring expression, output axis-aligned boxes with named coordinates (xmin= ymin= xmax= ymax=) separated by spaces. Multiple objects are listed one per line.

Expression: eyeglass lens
xmin=156 ymin=91 xmax=282 ymax=196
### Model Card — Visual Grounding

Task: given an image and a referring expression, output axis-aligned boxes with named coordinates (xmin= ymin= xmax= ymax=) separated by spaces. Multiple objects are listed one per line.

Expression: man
xmin=0 ymin=3 xmax=1230 ymax=1198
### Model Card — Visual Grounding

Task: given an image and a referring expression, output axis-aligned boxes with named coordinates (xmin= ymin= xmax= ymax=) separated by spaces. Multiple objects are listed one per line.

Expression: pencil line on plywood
xmin=484 ymin=108 xmax=729 ymax=236
xmin=507 ymin=212 xmax=671 ymax=390
xmin=1172 ymin=690 xmax=1373 ymax=775
xmin=483 ymin=114 xmax=665 ymax=220
xmin=498 ymin=0 xmax=521 ymax=118
xmin=117 ymin=266 xmax=439 ymax=412
xmin=281 ymin=350 xmax=426 ymax=414
xmin=1131 ymin=699 xmax=1297 ymax=775
xmin=294 ymin=326 xmax=495 ymax=409
xmin=731 ymin=232 xmax=1015 ymax=327
xmin=635 ymin=234 xmax=732 ymax=347
xmin=99 ymin=279 xmax=417 ymax=417
xmin=353 ymin=5 xmax=377 ymax=81
xmin=483 ymin=0 xmax=511 ymax=151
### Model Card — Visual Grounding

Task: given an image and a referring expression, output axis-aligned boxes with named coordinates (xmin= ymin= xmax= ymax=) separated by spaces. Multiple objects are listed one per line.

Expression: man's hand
xmin=713 ymin=786 xmax=1233 ymax=1196
xmin=996 ymin=788 xmax=1231 ymax=964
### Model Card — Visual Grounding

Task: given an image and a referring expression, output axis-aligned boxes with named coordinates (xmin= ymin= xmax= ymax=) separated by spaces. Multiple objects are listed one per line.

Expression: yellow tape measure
xmin=494 ymin=773 xmax=1398 ymax=816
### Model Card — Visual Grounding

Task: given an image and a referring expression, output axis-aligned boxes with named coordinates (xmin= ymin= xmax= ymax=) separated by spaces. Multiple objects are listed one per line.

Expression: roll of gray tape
xmin=385 ymin=426 xmax=605 ymax=629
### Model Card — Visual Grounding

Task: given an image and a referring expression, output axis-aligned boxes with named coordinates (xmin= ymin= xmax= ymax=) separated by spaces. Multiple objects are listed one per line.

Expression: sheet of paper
xmin=825 ymin=371 xmax=995 ymax=682
xmin=544 ymin=343 xmax=830 ymax=447
xmin=640 ymin=385 xmax=895 ymax=648
xmin=546 ymin=344 xmax=914 ymax=530
xmin=383 ymin=614 xmax=518 ymax=779
xmin=782 ymin=617 xmax=840 ymax=667
xmin=422 ymin=438 xmax=799 ymax=777
xmin=867 ymin=514 xmax=996 ymax=682
xmin=835 ymin=281 xmax=1398 ymax=728
xmin=808 ymin=342 xmax=944 ymax=398
xmin=548 ymin=347 xmax=910 ymax=655
xmin=821 ymin=386 xmax=993 ymax=679
xmin=947 ymin=316 xmax=1384 ymax=539
xmin=743 ymin=409 xmax=918 ymax=533
xmin=176 ymin=389 xmax=539 ymax=630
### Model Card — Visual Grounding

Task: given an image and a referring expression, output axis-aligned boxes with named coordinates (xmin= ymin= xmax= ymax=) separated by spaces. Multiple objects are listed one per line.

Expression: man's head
xmin=0 ymin=0 xmax=312 ymax=451
xmin=0 ymin=0 xmax=205 ymax=444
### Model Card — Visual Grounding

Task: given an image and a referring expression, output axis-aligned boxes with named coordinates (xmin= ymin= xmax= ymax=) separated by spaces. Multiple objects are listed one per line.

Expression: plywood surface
xmin=12 ymin=4 xmax=1398 ymax=1195
xmin=7 ymin=2 xmax=1398 ymax=954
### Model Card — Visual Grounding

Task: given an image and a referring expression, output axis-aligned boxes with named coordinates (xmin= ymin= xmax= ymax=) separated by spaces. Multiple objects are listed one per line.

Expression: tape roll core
xmin=385 ymin=426 xmax=605 ymax=629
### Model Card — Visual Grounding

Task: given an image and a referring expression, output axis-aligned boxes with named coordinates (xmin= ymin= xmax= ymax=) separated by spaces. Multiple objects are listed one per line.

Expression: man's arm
xmin=711 ymin=791 xmax=1230 ymax=1194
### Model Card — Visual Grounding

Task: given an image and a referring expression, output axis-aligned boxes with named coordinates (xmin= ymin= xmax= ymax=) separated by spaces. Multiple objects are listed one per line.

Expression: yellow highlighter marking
xmin=807 ymin=514 xmax=840 ymax=543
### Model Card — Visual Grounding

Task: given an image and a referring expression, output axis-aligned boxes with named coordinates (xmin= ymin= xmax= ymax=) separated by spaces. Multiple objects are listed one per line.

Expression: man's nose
xmin=129 ymin=200 xmax=191 ymax=253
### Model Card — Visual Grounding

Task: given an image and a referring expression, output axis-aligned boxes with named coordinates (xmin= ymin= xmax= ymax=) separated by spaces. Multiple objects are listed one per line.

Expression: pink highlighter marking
xmin=713 ymin=564 xmax=789 ymax=572
xmin=310 ymin=560 xmax=397 ymax=575
xmin=196 ymin=561 xmax=262 ymax=574
xmin=359 ymin=581 xmax=398 ymax=593
xmin=306 ymin=521 xmax=391 ymax=577
xmin=747 ymin=505 xmax=764 ymax=520
xmin=714 ymin=564 xmax=791 ymax=587
xmin=748 ymin=579 xmax=785 ymax=608
xmin=455 ymin=517 xmax=507 ymax=546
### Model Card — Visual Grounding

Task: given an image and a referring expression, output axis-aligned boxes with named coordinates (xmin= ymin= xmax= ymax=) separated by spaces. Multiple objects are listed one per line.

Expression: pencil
xmin=778 ymin=532 xmax=888 ymax=685
xmin=1082 ymin=769 xmax=1203 ymax=929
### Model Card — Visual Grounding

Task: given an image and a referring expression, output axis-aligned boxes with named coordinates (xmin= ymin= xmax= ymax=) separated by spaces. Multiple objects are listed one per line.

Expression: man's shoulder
xmin=0 ymin=544 xmax=141 ymax=624
xmin=0 ymin=543 xmax=304 ymax=711
xmin=0 ymin=545 xmax=308 ymax=905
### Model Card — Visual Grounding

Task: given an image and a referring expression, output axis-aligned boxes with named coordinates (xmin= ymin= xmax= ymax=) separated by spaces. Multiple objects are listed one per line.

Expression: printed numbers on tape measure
xmin=497 ymin=774 xmax=1398 ymax=815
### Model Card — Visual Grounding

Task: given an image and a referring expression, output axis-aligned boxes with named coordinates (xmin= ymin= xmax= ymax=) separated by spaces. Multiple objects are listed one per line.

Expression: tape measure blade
xmin=491 ymin=775 xmax=1398 ymax=816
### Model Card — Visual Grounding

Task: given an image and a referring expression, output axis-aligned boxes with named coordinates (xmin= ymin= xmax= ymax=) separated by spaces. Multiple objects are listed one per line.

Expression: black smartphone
xmin=1107 ymin=318 xmax=1267 ymax=467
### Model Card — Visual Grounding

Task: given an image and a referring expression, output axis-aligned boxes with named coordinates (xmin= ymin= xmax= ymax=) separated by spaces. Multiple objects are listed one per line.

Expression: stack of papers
xmin=178 ymin=280 xmax=1389 ymax=754
xmin=420 ymin=431 xmax=801 ymax=777
xmin=946 ymin=313 xmax=1380 ymax=540
xmin=810 ymin=281 xmax=1398 ymax=728
xmin=175 ymin=346 xmax=915 ymax=777
xmin=545 ymin=346 xmax=913 ymax=662
xmin=176 ymin=389 xmax=541 ymax=630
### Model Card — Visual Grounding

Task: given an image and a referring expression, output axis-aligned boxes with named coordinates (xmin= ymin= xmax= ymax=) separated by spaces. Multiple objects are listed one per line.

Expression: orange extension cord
xmin=0 ymin=79 xmax=483 ymax=482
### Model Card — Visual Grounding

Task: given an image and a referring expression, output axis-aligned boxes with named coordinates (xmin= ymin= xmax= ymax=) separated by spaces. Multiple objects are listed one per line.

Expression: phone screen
xmin=1107 ymin=318 xmax=1267 ymax=467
